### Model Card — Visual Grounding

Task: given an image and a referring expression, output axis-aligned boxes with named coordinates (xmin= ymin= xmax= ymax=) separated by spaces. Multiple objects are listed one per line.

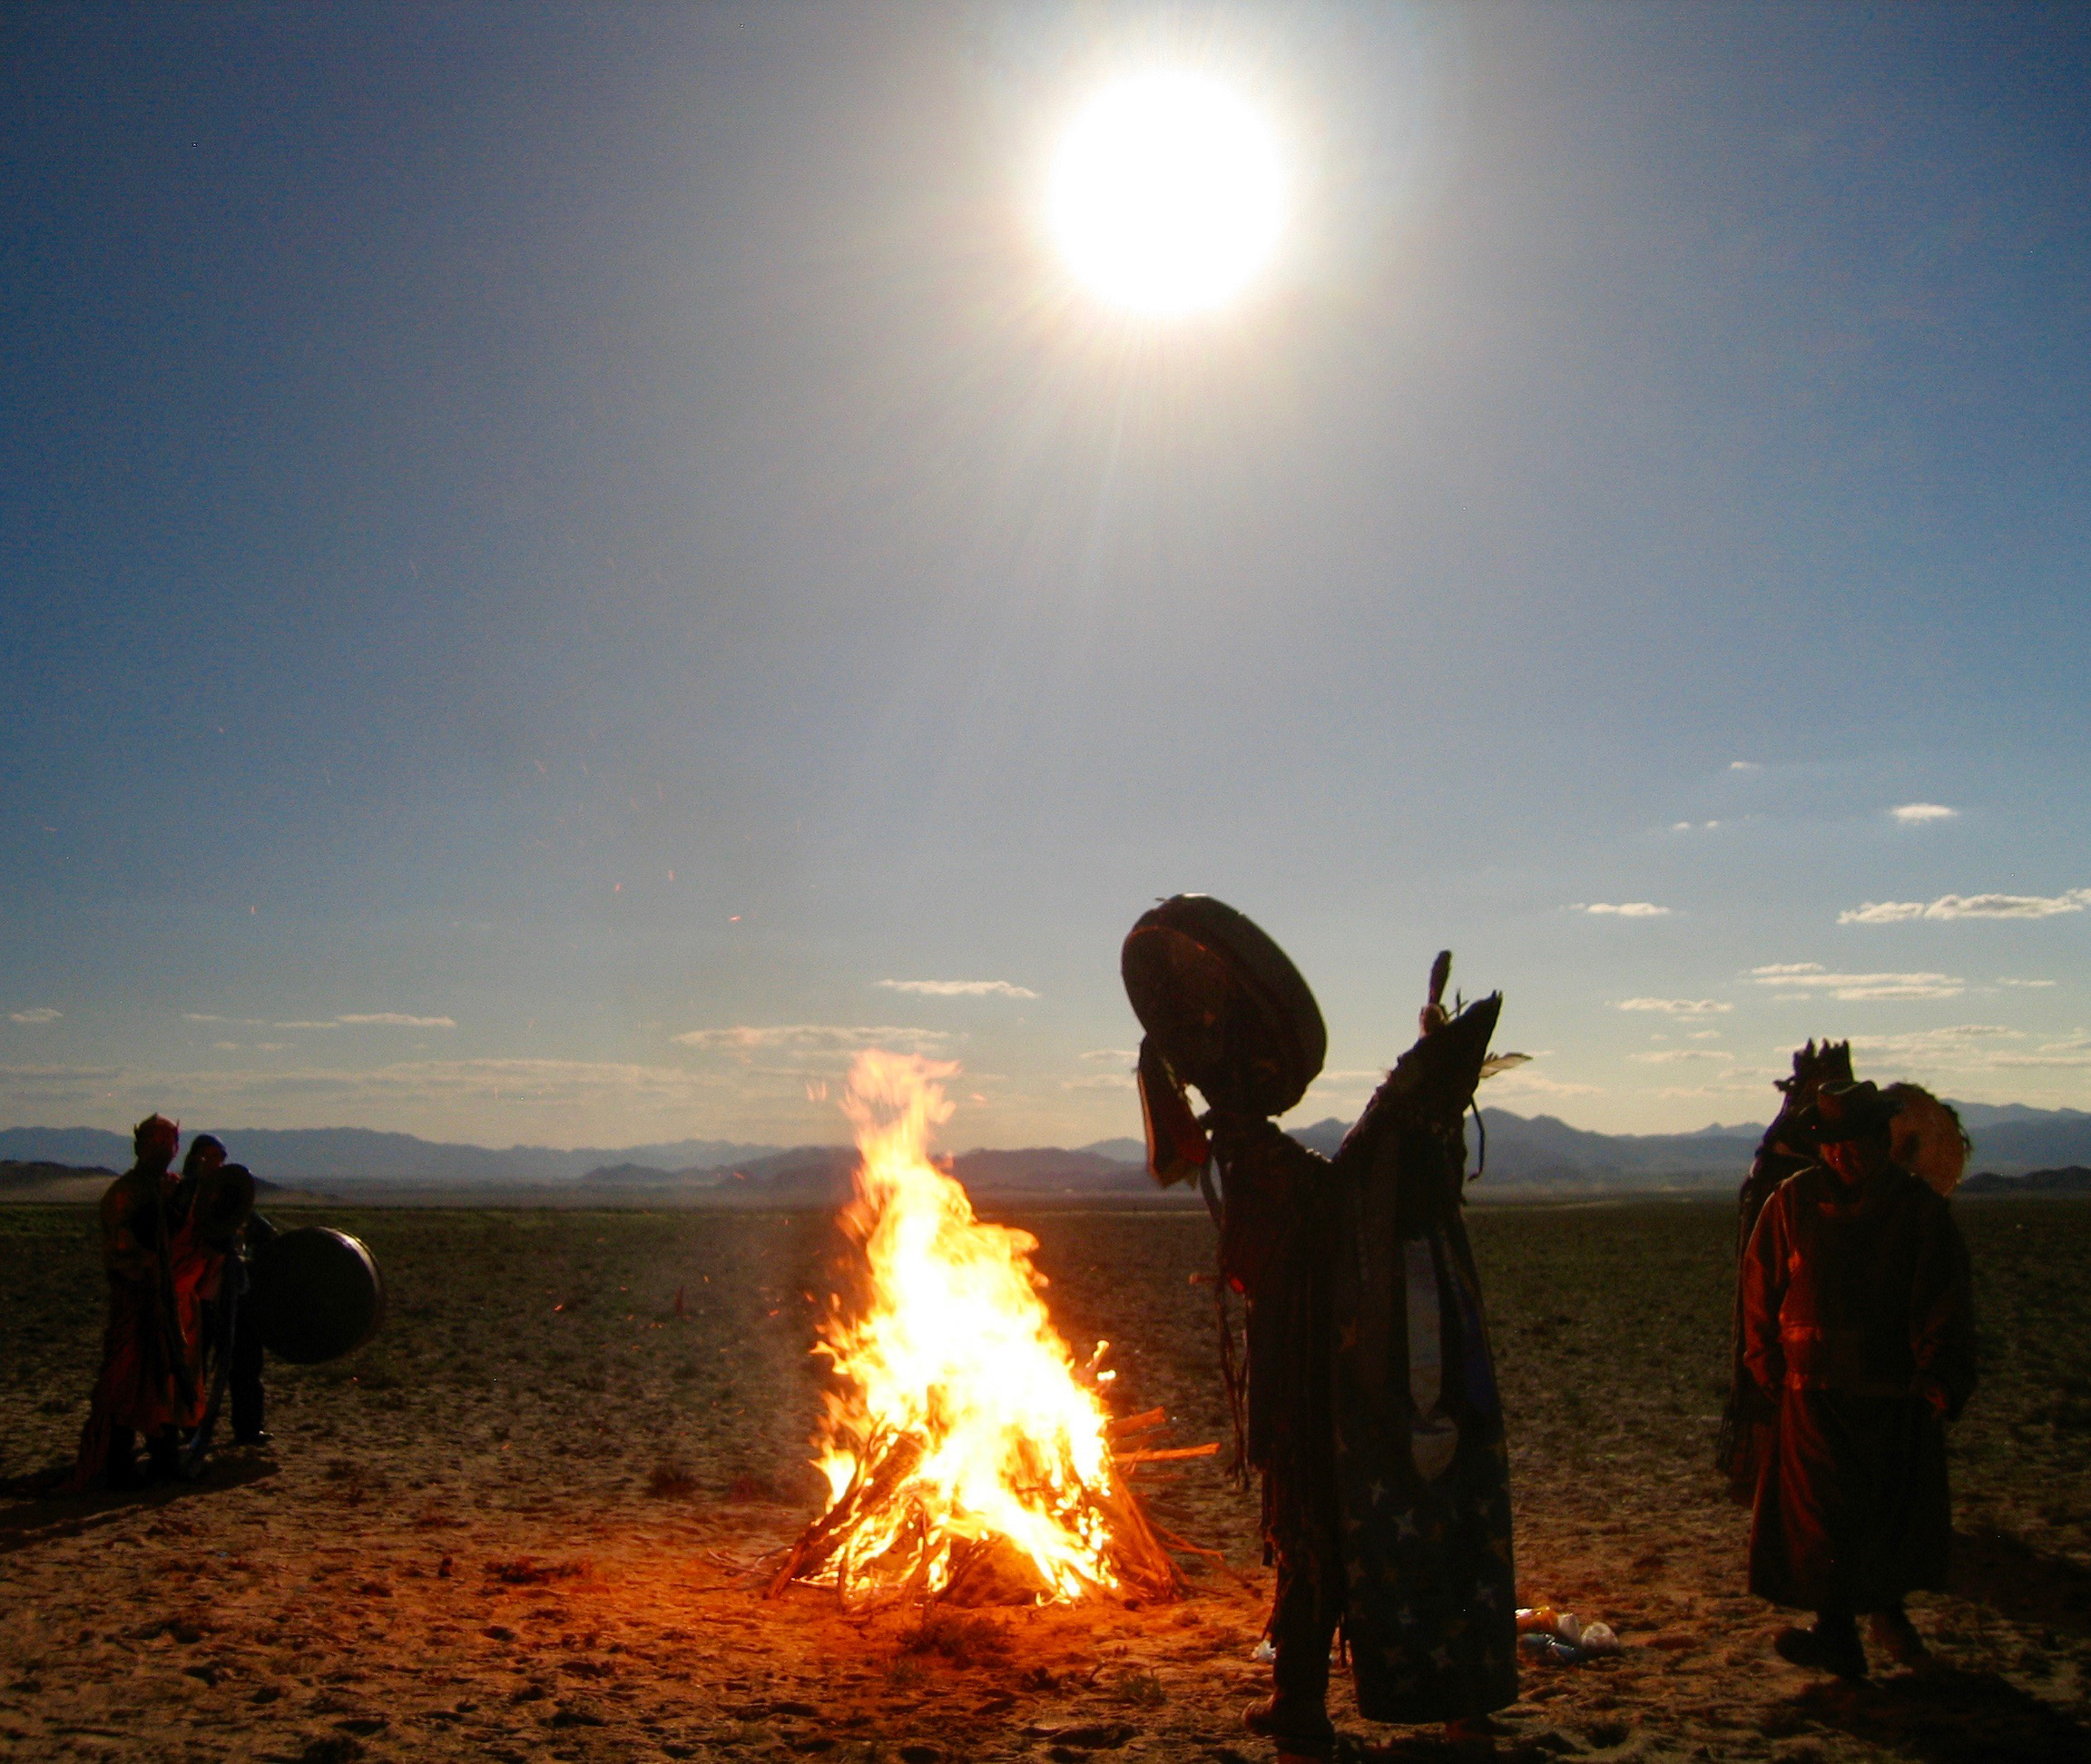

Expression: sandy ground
xmin=3 ymin=1198 xmax=2087 ymax=1763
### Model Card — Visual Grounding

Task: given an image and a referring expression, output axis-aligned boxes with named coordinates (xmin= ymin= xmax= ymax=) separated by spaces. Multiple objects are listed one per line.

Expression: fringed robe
xmin=1233 ymin=1001 xmax=1518 ymax=1729
xmin=70 ymin=1167 xmax=212 ymax=1486
xmin=1327 ymin=1105 xmax=1519 ymax=1724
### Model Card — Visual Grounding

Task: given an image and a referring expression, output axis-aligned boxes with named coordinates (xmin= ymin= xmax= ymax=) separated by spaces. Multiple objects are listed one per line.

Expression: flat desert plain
xmin=2 ymin=1198 xmax=2087 ymax=1763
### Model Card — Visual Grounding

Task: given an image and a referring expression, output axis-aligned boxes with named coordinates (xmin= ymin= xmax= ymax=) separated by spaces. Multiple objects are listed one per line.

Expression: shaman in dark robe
xmin=1739 ymin=1080 xmax=1976 ymax=1679
xmin=1718 ymin=1039 xmax=1853 ymax=1501
xmin=1216 ymin=986 xmax=1517 ymax=1752
xmin=69 ymin=1116 xmax=212 ymax=1489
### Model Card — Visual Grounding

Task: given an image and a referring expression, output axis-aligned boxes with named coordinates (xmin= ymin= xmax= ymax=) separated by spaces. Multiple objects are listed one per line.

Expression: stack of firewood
xmin=767 ymin=1408 xmax=1211 ymax=1607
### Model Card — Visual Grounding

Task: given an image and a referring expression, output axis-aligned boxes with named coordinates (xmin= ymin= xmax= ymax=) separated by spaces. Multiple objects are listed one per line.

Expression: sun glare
xmin=1049 ymin=73 xmax=1284 ymax=317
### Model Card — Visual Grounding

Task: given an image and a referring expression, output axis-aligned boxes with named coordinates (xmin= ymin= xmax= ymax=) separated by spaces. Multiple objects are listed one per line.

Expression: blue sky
xmin=4 ymin=3 xmax=2087 ymax=1149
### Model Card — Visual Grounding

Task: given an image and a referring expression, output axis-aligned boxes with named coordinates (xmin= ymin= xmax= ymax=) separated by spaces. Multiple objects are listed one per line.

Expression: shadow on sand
xmin=1792 ymin=1666 xmax=2089 ymax=1764
xmin=1952 ymin=1525 xmax=2091 ymax=1640
xmin=0 ymin=1451 xmax=278 ymax=1557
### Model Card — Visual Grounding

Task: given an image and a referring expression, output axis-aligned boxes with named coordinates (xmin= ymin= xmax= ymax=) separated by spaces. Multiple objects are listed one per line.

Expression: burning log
xmin=1111 ymin=1442 xmax=1220 ymax=1466
xmin=767 ymin=1052 xmax=1189 ymax=1609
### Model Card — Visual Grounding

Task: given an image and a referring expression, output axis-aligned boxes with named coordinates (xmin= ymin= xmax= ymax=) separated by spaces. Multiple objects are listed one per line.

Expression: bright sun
xmin=1048 ymin=73 xmax=1284 ymax=317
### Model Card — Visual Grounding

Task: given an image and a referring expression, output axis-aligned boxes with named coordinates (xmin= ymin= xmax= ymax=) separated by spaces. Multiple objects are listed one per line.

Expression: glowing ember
xmin=770 ymin=1051 xmax=1182 ymax=1607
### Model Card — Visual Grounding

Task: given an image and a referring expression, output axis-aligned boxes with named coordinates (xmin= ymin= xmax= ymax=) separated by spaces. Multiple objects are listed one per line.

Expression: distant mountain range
xmin=0 ymin=1125 xmax=775 ymax=1187
xmin=6 ymin=1100 xmax=2089 ymax=1200
xmin=1961 ymin=1165 xmax=2091 ymax=1196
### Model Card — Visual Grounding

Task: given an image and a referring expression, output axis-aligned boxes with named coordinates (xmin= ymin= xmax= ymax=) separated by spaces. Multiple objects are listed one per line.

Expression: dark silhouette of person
xmin=1222 ymin=983 xmax=1517 ymax=1757
xmin=69 ymin=1116 xmax=205 ymax=1487
xmin=1740 ymin=1080 xmax=1977 ymax=1679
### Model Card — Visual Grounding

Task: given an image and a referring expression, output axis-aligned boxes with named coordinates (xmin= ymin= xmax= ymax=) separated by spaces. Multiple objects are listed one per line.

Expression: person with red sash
xmin=69 ymin=1116 xmax=214 ymax=1488
xmin=1740 ymin=1080 xmax=1977 ymax=1678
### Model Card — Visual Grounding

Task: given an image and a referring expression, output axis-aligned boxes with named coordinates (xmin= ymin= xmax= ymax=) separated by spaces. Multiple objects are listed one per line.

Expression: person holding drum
xmin=175 ymin=1133 xmax=277 ymax=1448
xmin=1124 ymin=901 xmax=1520 ymax=1759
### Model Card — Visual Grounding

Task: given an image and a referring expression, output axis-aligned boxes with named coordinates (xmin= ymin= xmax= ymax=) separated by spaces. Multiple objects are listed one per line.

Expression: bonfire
xmin=768 ymin=1052 xmax=1189 ymax=1608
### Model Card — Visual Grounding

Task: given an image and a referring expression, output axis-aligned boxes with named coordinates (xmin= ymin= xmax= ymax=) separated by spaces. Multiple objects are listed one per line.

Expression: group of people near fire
xmin=66 ymin=905 xmax=1982 ymax=1760
xmin=1123 ymin=897 xmax=1978 ymax=1761
xmin=67 ymin=1113 xmax=274 ymax=1491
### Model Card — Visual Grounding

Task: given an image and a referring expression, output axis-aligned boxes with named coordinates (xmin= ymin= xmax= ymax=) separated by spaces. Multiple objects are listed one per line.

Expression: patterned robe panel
xmin=1330 ymin=1120 xmax=1519 ymax=1724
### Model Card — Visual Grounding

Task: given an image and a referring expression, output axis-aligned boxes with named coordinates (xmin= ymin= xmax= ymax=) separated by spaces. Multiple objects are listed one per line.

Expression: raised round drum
xmin=249 ymin=1227 xmax=386 ymax=1365
xmin=1121 ymin=894 xmax=1327 ymax=1118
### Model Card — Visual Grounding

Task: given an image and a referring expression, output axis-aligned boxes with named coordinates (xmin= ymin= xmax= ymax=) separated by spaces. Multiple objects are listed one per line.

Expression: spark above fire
xmin=769 ymin=1051 xmax=1183 ymax=1607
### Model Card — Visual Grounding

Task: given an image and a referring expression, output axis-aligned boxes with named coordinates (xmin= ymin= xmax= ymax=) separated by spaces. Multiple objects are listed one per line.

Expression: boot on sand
xmin=1774 ymin=1613 xmax=1867 ymax=1681
xmin=1243 ymin=1693 xmax=1335 ymax=1760
xmin=1868 ymin=1606 xmax=1931 ymax=1670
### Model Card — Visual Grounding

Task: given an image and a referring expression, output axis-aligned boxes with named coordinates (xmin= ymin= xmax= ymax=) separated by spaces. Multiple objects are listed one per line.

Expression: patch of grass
xmin=645 ymin=1457 xmax=699 ymax=1499
xmin=485 ymin=1556 xmax=590 ymax=1586
xmin=898 ymin=1608 xmax=1010 ymax=1668
xmin=1113 ymin=1670 xmax=1167 ymax=1706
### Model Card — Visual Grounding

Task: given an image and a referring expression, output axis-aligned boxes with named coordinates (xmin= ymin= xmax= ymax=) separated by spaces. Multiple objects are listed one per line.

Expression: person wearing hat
xmin=171 ymin=1135 xmax=275 ymax=1453
xmin=1737 ymin=1080 xmax=1976 ymax=1679
xmin=68 ymin=1115 xmax=208 ymax=1488
xmin=174 ymin=1134 xmax=273 ymax=1447
xmin=1717 ymin=1040 xmax=1854 ymax=1501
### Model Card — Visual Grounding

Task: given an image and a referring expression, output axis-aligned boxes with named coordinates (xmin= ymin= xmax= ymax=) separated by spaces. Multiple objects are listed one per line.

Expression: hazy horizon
xmin=5 ymin=5 xmax=2087 ymax=1148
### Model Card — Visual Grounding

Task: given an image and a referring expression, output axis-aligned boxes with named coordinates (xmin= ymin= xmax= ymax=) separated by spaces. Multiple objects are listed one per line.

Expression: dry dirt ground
xmin=2 ymin=1197 xmax=2087 ymax=1764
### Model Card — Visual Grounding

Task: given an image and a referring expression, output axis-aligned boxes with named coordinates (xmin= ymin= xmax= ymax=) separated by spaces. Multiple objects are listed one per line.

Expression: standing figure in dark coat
xmin=1718 ymin=1040 xmax=1852 ymax=1500
xmin=226 ymin=1205 xmax=277 ymax=1444
xmin=178 ymin=1135 xmax=274 ymax=1452
xmin=1740 ymin=1080 xmax=1977 ymax=1679
xmin=1212 ymin=969 xmax=1518 ymax=1757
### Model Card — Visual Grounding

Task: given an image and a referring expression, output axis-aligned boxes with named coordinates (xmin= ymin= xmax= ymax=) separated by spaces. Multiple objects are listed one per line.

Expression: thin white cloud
xmin=0 ymin=1056 xmax=801 ymax=1145
xmin=1080 ymin=1048 xmax=1137 ymax=1063
xmin=1729 ymin=760 xmax=1762 ymax=772
xmin=1652 ymin=1080 xmax=1775 ymax=1100
xmin=1617 ymin=998 xmax=1733 ymax=1016
xmin=337 ymin=1013 xmax=457 ymax=1029
xmin=1890 ymin=803 xmax=1958 ymax=825
xmin=1485 ymin=1068 xmax=1604 ymax=1099
xmin=1301 ymin=1068 xmax=1397 ymax=1099
xmin=1998 ymin=977 xmax=2057 ymax=988
xmin=187 ymin=1012 xmax=443 ymax=1031
xmin=1840 ymin=887 xmax=2091 ymax=925
xmin=1061 ymin=1073 xmax=1136 ymax=1092
xmin=8 ymin=1008 xmax=60 ymax=1024
xmin=874 ymin=979 xmax=1039 ymax=999
xmin=1630 ymin=1048 xmax=1735 ymax=1064
xmin=1991 ymin=1036 xmax=2091 ymax=1071
xmin=673 ymin=1024 xmax=953 ymax=1054
xmin=1844 ymin=1025 xmax=2024 ymax=1059
xmin=1575 ymin=902 xmax=1673 ymax=917
xmin=1749 ymin=963 xmax=1963 ymax=1001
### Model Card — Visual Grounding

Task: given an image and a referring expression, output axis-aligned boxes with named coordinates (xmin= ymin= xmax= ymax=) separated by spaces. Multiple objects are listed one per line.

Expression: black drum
xmin=249 ymin=1227 xmax=385 ymax=1365
xmin=1122 ymin=894 xmax=1327 ymax=1118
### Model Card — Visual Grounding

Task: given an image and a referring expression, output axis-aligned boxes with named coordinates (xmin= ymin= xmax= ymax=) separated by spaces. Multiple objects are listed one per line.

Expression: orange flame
xmin=804 ymin=1051 xmax=1120 ymax=1603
